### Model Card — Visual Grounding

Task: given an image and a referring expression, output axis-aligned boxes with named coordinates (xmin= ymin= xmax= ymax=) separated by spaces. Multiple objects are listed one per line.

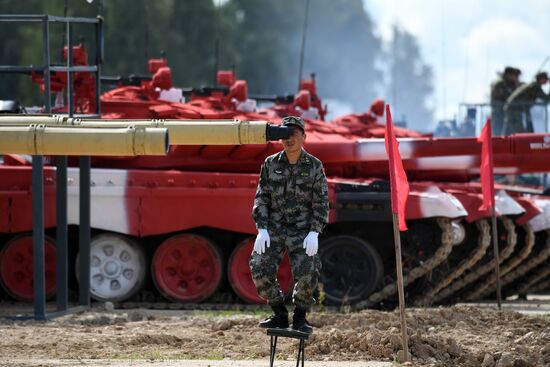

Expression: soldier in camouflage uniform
xmin=250 ymin=115 xmax=329 ymax=334
xmin=503 ymin=72 xmax=550 ymax=135
xmin=490 ymin=66 xmax=521 ymax=135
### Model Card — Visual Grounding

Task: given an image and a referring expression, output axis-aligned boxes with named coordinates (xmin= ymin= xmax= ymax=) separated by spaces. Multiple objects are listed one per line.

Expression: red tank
xmin=2 ymin=50 xmax=550 ymax=308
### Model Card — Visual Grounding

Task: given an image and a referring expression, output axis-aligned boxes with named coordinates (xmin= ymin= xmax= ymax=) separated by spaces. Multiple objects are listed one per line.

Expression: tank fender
xmin=529 ymin=198 xmax=550 ymax=232
xmin=495 ymin=190 xmax=525 ymax=216
xmin=407 ymin=185 xmax=467 ymax=220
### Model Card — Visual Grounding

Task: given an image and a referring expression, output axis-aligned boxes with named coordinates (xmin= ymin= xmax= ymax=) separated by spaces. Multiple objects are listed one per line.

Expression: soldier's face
xmin=282 ymin=128 xmax=306 ymax=154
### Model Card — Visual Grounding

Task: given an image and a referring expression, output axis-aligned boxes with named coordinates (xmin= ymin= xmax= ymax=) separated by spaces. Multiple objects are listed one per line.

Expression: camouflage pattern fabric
xmin=491 ymin=77 xmax=516 ymax=102
xmin=503 ymin=108 xmax=527 ymax=135
xmin=249 ymin=228 xmax=322 ymax=309
xmin=491 ymin=102 xmax=506 ymax=136
xmin=252 ymin=149 xmax=329 ymax=233
xmin=506 ymin=81 xmax=550 ymax=107
xmin=490 ymin=77 xmax=517 ymax=135
xmin=504 ymin=81 xmax=550 ymax=135
xmin=250 ymin=149 xmax=329 ymax=308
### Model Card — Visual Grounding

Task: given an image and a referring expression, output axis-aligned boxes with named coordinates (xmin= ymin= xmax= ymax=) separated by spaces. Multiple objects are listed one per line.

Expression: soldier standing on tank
xmin=503 ymin=71 xmax=550 ymax=135
xmin=490 ymin=66 xmax=521 ymax=135
xmin=250 ymin=115 xmax=329 ymax=334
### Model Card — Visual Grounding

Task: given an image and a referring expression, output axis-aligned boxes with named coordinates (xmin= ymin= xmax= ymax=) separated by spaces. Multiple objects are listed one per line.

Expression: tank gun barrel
xmin=100 ymin=75 xmax=152 ymax=86
xmin=0 ymin=125 xmax=168 ymax=156
xmin=0 ymin=116 xmax=292 ymax=144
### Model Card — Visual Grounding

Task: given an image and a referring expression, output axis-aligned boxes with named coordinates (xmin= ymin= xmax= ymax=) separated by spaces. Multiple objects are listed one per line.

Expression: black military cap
xmin=504 ymin=66 xmax=521 ymax=75
xmin=536 ymin=71 xmax=548 ymax=81
xmin=281 ymin=116 xmax=305 ymax=133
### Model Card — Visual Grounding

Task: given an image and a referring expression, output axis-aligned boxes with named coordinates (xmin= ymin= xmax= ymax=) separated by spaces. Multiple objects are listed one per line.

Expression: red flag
xmin=384 ymin=104 xmax=409 ymax=231
xmin=478 ymin=119 xmax=495 ymax=211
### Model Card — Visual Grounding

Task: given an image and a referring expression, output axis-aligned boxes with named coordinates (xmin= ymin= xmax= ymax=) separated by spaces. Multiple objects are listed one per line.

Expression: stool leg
xmin=296 ymin=339 xmax=305 ymax=367
xmin=301 ymin=339 xmax=305 ymax=367
xmin=270 ymin=335 xmax=278 ymax=367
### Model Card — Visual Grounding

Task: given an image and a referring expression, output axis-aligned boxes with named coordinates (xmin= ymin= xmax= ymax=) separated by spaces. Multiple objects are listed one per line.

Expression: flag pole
xmin=478 ymin=119 xmax=502 ymax=311
xmin=385 ymin=104 xmax=410 ymax=362
xmin=392 ymin=212 xmax=410 ymax=362
xmin=491 ymin=205 xmax=502 ymax=310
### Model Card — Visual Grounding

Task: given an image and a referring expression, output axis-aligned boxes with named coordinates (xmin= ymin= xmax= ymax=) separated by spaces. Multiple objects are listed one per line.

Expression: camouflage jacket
xmin=252 ymin=149 xmax=329 ymax=233
xmin=505 ymin=81 xmax=550 ymax=110
xmin=490 ymin=77 xmax=517 ymax=104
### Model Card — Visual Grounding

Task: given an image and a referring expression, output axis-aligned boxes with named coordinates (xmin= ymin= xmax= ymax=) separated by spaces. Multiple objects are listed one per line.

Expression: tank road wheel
xmin=228 ymin=237 xmax=293 ymax=304
xmin=76 ymin=234 xmax=146 ymax=302
xmin=152 ymin=234 xmax=223 ymax=302
xmin=0 ymin=234 xmax=56 ymax=301
xmin=319 ymin=235 xmax=383 ymax=305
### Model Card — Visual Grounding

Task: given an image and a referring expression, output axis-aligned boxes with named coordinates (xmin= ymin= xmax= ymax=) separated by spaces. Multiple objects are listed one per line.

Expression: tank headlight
xmin=451 ymin=220 xmax=466 ymax=245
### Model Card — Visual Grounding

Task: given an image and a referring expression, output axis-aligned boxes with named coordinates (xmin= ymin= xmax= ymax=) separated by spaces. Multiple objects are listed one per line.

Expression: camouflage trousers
xmin=490 ymin=106 xmax=504 ymax=135
xmin=249 ymin=227 xmax=321 ymax=310
xmin=504 ymin=108 xmax=529 ymax=135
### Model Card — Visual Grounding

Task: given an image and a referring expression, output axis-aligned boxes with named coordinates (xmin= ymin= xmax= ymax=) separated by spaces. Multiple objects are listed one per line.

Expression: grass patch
xmin=245 ymin=351 xmax=265 ymax=359
xmin=109 ymin=350 xmax=192 ymax=361
xmin=205 ymin=349 xmax=224 ymax=360
xmin=534 ymin=313 xmax=550 ymax=321
xmin=195 ymin=307 xmax=268 ymax=319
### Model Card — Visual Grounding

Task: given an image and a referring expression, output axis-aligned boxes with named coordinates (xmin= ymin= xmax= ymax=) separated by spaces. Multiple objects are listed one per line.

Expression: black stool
xmin=267 ymin=328 xmax=309 ymax=367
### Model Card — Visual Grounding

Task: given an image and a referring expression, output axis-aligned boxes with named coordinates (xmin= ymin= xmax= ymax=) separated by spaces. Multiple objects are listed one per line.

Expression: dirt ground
xmin=1 ymin=304 xmax=550 ymax=367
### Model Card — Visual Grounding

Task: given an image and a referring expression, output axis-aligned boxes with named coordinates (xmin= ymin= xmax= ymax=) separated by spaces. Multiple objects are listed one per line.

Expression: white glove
xmin=253 ymin=229 xmax=270 ymax=254
xmin=303 ymin=232 xmax=319 ymax=256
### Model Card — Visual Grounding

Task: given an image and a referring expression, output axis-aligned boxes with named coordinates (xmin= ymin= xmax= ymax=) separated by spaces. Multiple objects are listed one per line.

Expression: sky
xmin=363 ymin=0 xmax=550 ymax=122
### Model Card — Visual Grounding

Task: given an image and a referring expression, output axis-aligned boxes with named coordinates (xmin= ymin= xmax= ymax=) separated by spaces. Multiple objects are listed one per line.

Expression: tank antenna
xmin=214 ymin=38 xmax=220 ymax=85
xmin=297 ymin=0 xmax=311 ymax=90
xmin=59 ymin=0 xmax=69 ymax=62
xmin=144 ymin=4 xmax=150 ymax=65
xmin=213 ymin=0 xmax=223 ymax=85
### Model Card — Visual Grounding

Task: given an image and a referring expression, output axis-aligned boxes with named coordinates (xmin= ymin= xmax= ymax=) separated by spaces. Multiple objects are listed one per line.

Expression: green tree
xmin=89 ymin=0 xmax=227 ymax=86
xmin=1 ymin=0 xmax=433 ymax=123
xmin=0 ymin=0 xmax=101 ymax=105
xmin=103 ymin=0 xmax=166 ymax=77
xmin=0 ymin=1 xmax=226 ymax=102
xmin=163 ymin=0 xmax=230 ymax=86
xmin=221 ymin=0 xmax=383 ymax=110
xmin=299 ymin=0 xmax=383 ymax=110
xmin=220 ymin=0 xmax=301 ymax=94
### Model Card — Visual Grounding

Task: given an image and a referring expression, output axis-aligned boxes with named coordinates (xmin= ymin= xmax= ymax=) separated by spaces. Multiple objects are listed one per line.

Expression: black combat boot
xmin=259 ymin=303 xmax=289 ymax=329
xmin=292 ymin=307 xmax=313 ymax=334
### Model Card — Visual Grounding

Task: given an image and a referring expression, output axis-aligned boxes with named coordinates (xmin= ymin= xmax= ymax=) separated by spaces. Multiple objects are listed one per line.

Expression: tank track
xmin=499 ymin=230 xmax=550 ymax=295
xmin=528 ymin=277 xmax=550 ymax=294
xmin=355 ymin=218 xmax=454 ymax=309
xmin=464 ymin=223 xmax=535 ymax=301
xmin=513 ymin=264 xmax=550 ymax=296
xmin=433 ymin=216 xmax=516 ymax=304
xmin=415 ymin=219 xmax=490 ymax=306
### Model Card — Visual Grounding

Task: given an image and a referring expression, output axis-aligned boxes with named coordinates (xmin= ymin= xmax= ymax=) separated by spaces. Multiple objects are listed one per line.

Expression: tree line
xmin=0 ymin=0 xmax=434 ymax=130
